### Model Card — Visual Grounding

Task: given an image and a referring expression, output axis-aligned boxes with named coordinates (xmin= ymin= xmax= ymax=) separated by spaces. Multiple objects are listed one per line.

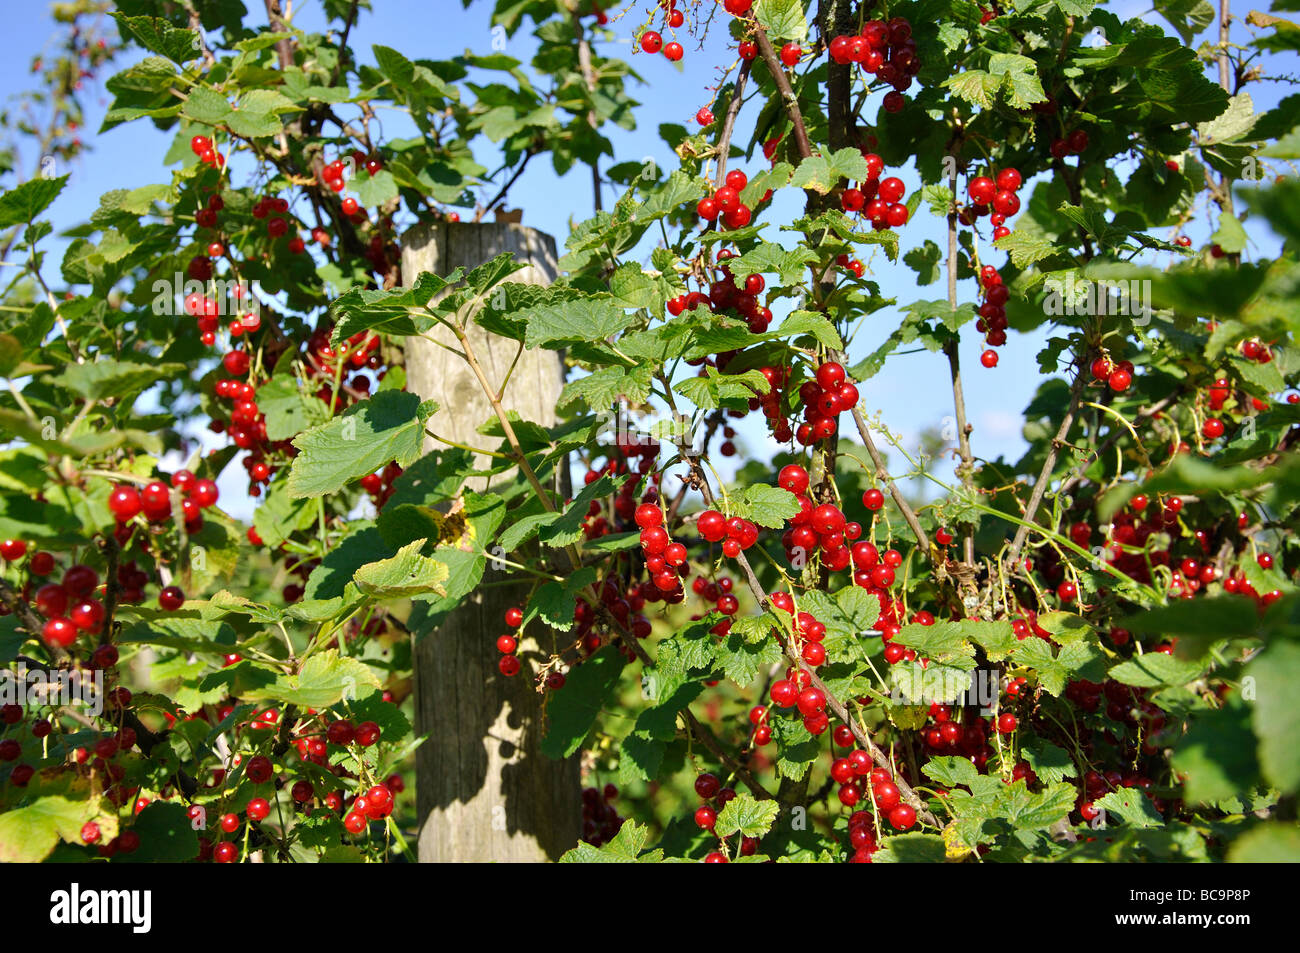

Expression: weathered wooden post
xmin=400 ymin=221 xmax=580 ymax=862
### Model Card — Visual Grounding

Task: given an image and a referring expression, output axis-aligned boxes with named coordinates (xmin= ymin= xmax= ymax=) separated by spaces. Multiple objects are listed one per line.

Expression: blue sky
xmin=2 ymin=1 xmax=1290 ymax=519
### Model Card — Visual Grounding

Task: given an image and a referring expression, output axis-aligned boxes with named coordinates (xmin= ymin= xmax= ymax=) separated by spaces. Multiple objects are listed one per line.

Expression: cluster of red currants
xmin=964 ymin=166 xmax=1022 ymax=240
xmin=497 ymin=606 xmax=524 ymax=677
xmin=669 ymin=247 xmax=774 ymax=334
xmin=636 ymin=503 xmax=694 ymax=594
xmin=836 ymin=761 xmax=916 ymax=832
xmin=748 ymin=365 xmax=794 ymax=443
xmin=1089 ymin=353 xmax=1134 ymax=393
xmin=1048 ymin=127 xmax=1090 ymax=160
xmin=773 ymin=465 xmax=861 ymax=573
xmin=580 ymin=442 xmax=661 ymax=543
xmin=188 ymin=133 xmax=225 ymax=169
xmin=1238 ymin=336 xmax=1275 ymax=364
xmin=827 ymin=17 xmax=921 ymax=113
xmin=183 ymin=287 xmax=260 ymax=349
xmin=694 ymin=507 xmax=760 ymax=561
xmin=696 ymin=168 xmax=756 ymax=230
xmin=109 ymin=470 xmax=220 ymax=533
xmin=792 ymin=360 xmax=859 ymax=446
xmin=580 ymin=783 xmax=625 ymax=847
xmin=319 ymin=151 xmax=383 ymax=194
xmin=976 ymin=265 xmax=1009 ymax=368
xmin=841 ymin=153 xmax=910 ymax=230
xmin=638 ymin=30 xmax=683 ymax=62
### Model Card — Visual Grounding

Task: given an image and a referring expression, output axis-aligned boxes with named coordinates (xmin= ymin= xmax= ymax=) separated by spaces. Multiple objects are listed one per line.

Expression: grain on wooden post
xmin=401 ymin=221 xmax=580 ymax=862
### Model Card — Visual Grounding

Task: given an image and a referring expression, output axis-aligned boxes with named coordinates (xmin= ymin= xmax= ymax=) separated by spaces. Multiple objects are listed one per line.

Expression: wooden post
xmin=400 ymin=221 xmax=580 ymax=862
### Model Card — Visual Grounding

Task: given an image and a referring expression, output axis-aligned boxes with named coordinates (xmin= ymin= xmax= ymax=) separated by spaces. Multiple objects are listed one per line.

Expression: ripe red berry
xmin=862 ymin=488 xmax=885 ymax=511
xmin=887 ymin=804 xmax=916 ymax=830
xmin=355 ymin=721 xmax=381 ymax=746
xmin=504 ymin=606 xmax=524 ymax=628
xmin=42 ymin=617 xmax=77 ymax=648
xmin=106 ymin=485 xmax=143 ymax=520
xmin=158 ymin=585 xmax=185 ymax=611
xmin=697 ymin=510 xmax=726 ymax=542
xmin=0 ymin=539 xmax=27 ymax=561
xmin=635 ymin=503 xmax=663 ymax=528
xmin=878 ymin=177 xmax=905 ymax=203
xmin=996 ymin=712 xmax=1018 ymax=734
xmin=980 ymin=349 xmax=999 ymax=368
xmin=968 ymin=176 xmax=995 ymax=205
xmin=778 ymin=464 xmax=809 ymax=495
xmin=246 ymin=797 xmax=271 ymax=821
xmin=663 ymin=41 xmax=684 ymax=61
xmin=816 ymin=361 xmax=846 ymax=390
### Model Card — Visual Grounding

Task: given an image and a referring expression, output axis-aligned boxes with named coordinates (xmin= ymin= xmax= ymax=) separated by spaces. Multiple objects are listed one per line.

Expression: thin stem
xmin=1005 ymin=360 xmax=1089 ymax=568
xmin=753 ymin=27 xmax=812 ymax=161
xmin=848 ymin=405 xmax=932 ymax=554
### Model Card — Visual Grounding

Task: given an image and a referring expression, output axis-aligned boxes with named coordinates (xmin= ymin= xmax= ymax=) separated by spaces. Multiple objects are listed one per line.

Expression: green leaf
xmin=542 ymin=646 xmax=626 ymax=758
xmin=1093 ymin=789 xmax=1166 ymax=828
xmin=1227 ymin=824 xmax=1300 ymax=862
xmin=1014 ymin=638 xmax=1105 ymax=696
xmin=771 ymin=714 xmax=820 ymax=780
xmin=714 ymin=793 xmax=780 ymax=838
xmin=559 ymin=820 xmax=663 ymax=862
xmin=993 ymin=231 xmax=1060 ymax=267
xmin=753 ymin=0 xmax=808 ymax=42
xmin=1021 ymin=741 xmax=1077 ymax=784
xmin=874 ymin=833 xmax=948 ymax=863
xmin=0 ymin=795 xmax=100 ymax=862
xmin=923 ymin=756 xmax=982 ymax=788
xmin=1154 ymin=0 xmax=1216 ymax=43
xmin=729 ymin=484 xmax=800 ymax=528
xmin=969 ymin=620 xmax=1018 ymax=661
xmin=1211 ymin=212 xmax=1249 ymax=254
xmin=353 ymin=539 xmax=450 ymax=599
xmin=1170 ymin=699 xmax=1261 ymax=804
xmin=894 ymin=620 xmax=978 ymax=667
xmin=115 ymin=801 xmax=200 ymax=862
xmin=1122 ymin=597 xmax=1260 ymax=640
xmin=330 ymin=271 xmax=450 ymax=341
xmin=1248 ymin=639 xmax=1300 ymax=794
xmin=352 ymin=169 xmax=399 ymax=208
xmin=182 ymin=86 xmax=232 ymax=126
xmin=1109 ymin=653 xmax=1204 ymax=687
xmin=0 ymin=175 xmax=69 ymax=228
xmin=257 ymin=375 xmax=330 ymax=441
xmin=245 ymin=650 xmax=381 ymax=709
xmin=789 ymin=148 xmax=869 ymax=194
xmin=715 ymin=633 xmax=783 ymax=686
xmin=287 ymin=390 xmax=432 ymax=498
xmin=988 ymin=53 xmax=1047 ymax=108
xmin=111 ymin=13 xmax=199 ymax=64
xmin=524 ymin=298 xmax=636 ymax=349
xmin=943 ymin=69 xmax=999 ymax=109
